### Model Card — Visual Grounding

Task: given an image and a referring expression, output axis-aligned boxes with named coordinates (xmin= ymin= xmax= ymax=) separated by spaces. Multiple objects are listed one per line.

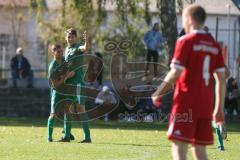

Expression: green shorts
xmin=63 ymin=83 xmax=86 ymax=105
xmin=51 ymin=95 xmax=78 ymax=114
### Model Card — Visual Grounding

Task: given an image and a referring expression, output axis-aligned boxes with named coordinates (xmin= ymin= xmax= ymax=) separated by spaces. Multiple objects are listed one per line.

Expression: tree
xmin=157 ymin=0 xmax=178 ymax=62
xmin=3 ymin=0 xmax=25 ymax=50
xmin=30 ymin=0 xmax=180 ymax=62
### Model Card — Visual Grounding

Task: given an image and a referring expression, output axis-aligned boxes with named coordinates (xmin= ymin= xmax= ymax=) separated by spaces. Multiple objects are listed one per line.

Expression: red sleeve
xmin=214 ymin=46 xmax=225 ymax=72
xmin=170 ymin=37 xmax=191 ymax=70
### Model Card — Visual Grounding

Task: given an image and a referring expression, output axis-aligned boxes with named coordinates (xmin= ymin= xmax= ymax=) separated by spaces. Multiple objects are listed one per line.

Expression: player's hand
xmin=64 ymin=71 xmax=75 ymax=82
xmin=213 ymin=108 xmax=224 ymax=124
xmin=67 ymin=71 xmax=75 ymax=78
xmin=151 ymin=95 xmax=162 ymax=108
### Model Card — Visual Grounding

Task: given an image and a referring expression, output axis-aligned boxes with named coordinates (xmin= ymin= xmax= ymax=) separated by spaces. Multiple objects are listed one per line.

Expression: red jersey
xmin=170 ymin=30 xmax=225 ymax=118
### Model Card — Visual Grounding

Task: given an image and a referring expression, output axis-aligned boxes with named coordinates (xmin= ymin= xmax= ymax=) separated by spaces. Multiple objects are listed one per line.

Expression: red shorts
xmin=167 ymin=111 xmax=213 ymax=145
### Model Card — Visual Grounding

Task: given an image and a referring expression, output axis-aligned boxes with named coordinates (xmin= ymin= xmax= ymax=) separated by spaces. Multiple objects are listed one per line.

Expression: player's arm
xmin=50 ymin=71 xmax=75 ymax=88
xmin=151 ymin=68 xmax=182 ymax=105
xmin=79 ymin=31 xmax=89 ymax=52
xmin=213 ymin=70 xmax=226 ymax=124
xmin=152 ymin=37 xmax=189 ymax=106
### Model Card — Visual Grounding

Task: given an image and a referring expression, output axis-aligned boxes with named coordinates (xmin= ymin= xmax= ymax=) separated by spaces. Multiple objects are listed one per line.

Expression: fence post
xmin=1 ymin=46 xmax=6 ymax=79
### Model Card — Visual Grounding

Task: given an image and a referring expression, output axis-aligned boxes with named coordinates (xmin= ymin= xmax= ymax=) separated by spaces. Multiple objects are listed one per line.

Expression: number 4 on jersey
xmin=203 ymin=55 xmax=210 ymax=86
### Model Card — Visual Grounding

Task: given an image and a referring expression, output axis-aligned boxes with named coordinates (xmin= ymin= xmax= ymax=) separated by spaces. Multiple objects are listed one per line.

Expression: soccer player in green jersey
xmin=47 ymin=44 xmax=75 ymax=142
xmin=63 ymin=28 xmax=91 ymax=143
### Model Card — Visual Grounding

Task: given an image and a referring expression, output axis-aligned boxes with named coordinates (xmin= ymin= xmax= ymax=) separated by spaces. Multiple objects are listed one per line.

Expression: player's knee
xmin=49 ymin=113 xmax=56 ymax=119
xmin=172 ymin=140 xmax=188 ymax=160
xmin=191 ymin=144 xmax=208 ymax=160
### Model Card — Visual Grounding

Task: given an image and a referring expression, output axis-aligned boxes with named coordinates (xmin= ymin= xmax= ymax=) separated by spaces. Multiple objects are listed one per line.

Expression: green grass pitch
xmin=0 ymin=118 xmax=239 ymax=160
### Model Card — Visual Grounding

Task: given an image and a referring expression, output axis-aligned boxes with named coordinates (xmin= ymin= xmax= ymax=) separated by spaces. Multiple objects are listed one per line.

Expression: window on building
xmin=0 ymin=34 xmax=10 ymax=48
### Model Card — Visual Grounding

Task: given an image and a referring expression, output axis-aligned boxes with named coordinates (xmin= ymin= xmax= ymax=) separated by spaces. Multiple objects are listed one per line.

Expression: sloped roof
xmin=185 ymin=0 xmax=240 ymax=15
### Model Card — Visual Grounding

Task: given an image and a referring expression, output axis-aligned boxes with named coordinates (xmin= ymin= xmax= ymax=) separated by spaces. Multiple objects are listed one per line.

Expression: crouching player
xmin=47 ymin=44 xmax=75 ymax=142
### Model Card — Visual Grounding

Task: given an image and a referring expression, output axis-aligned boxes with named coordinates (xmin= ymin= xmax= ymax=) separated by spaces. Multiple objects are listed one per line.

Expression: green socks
xmin=63 ymin=113 xmax=91 ymax=140
xmin=81 ymin=113 xmax=91 ymax=140
xmin=81 ymin=121 xmax=90 ymax=140
xmin=64 ymin=114 xmax=72 ymax=139
xmin=215 ymin=128 xmax=224 ymax=147
xmin=47 ymin=117 xmax=54 ymax=140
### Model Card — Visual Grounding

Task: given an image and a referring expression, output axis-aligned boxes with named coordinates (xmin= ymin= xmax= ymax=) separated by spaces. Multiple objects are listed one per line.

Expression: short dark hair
xmin=185 ymin=5 xmax=206 ymax=26
xmin=51 ymin=44 xmax=61 ymax=52
xmin=65 ymin=28 xmax=77 ymax=36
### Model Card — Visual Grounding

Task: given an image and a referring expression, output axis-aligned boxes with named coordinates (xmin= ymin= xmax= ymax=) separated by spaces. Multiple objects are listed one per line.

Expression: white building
xmin=0 ymin=0 xmax=239 ymax=80
xmin=179 ymin=0 xmax=240 ymax=79
xmin=94 ymin=0 xmax=240 ymax=78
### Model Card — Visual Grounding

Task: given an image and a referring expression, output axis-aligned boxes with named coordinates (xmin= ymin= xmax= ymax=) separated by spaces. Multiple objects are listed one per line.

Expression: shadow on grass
xmin=0 ymin=117 xmax=167 ymax=131
xmin=94 ymin=142 xmax=165 ymax=147
xmin=0 ymin=117 xmax=239 ymax=132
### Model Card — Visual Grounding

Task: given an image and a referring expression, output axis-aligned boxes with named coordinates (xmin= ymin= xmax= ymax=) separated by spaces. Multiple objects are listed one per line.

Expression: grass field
xmin=0 ymin=118 xmax=239 ymax=160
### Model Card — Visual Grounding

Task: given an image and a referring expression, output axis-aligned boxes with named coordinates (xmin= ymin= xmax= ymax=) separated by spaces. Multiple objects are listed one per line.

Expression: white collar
xmin=191 ymin=29 xmax=207 ymax=34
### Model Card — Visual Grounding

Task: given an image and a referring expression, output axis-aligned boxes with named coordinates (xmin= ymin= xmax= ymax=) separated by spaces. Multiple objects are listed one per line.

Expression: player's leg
xmin=212 ymin=121 xmax=224 ymax=151
xmin=47 ymin=113 xmax=55 ymax=142
xmin=171 ymin=140 xmax=188 ymax=160
xmin=62 ymin=113 xmax=75 ymax=140
xmin=76 ymin=103 xmax=91 ymax=142
xmin=191 ymin=144 xmax=208 ymax=160
xmin=167 ymin=110 xmax=196 ymax=160
xmin=215 ymin=127 xmax=224 ymax=150
xmin=47 ymin=96 xmax=58 ymax=142
xmin=60 ymin=104 xmax=72 ymax=142
xmin=193 ymin=118 xmax=213 ymax=159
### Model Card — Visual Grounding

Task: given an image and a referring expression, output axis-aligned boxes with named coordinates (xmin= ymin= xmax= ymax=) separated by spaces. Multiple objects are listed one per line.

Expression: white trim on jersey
xmin=170 ymin=63 xmax=185 ymax=70
xmin=214 ymin=67 xmax=225 ymax=73
xmin=167 ymin=117 xmax=176 ymax=136
xmin=77 ymin=83 xmax=81 ymax=103
xmin=191 ymin=29 xmax=207 ymax=34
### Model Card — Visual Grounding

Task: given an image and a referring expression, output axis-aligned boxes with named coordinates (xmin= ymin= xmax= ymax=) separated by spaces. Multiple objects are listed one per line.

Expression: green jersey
xmin=64 ymin=43 xmax=86 ymax=104
xmin=48 ymin=59 xmax=66 ymax=113
xmin=64 ymin=43 xmax=85 ymax=85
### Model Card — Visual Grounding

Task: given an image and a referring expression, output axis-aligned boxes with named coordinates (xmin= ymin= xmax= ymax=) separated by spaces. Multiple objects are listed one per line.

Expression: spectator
xmin=143 ymin=23 xmax=163 ymax=80
xmin=10 ymin=47 xmax=33 ymax=88
xmin=87 ymin=52 xmax=103 ymax=88
xmin=178 ymin=28 xmax=186 ymax=37
xmin=203 ymin=26 xmax=214 ymax=38
xmin=203 ymin=26 xmax=209 ymax=32
xmin=225 ymin=77 xmax=239 ymax=120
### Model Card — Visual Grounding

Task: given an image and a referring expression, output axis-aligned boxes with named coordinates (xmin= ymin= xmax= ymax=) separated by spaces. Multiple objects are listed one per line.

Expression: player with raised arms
xmin=61 ymin=28 xmax=91 ymax=143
